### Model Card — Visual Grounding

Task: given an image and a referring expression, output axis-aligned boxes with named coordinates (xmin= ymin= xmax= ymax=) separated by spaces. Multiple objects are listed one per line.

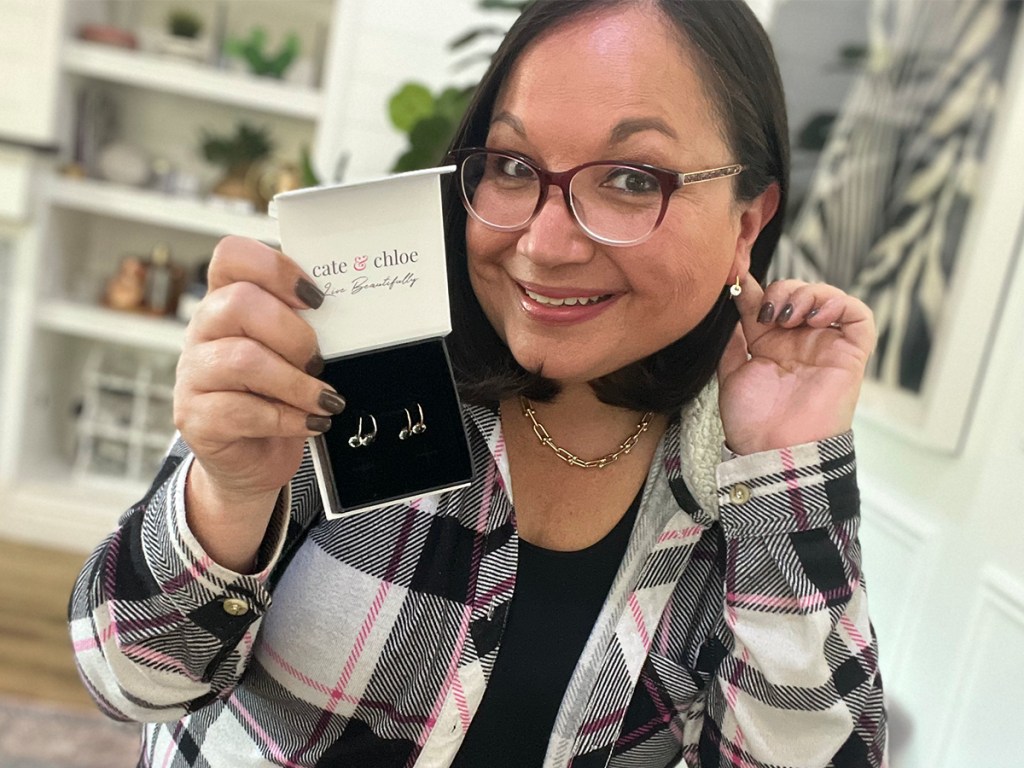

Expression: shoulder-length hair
xmin=441 ymin=0 xmax=789 ymax=412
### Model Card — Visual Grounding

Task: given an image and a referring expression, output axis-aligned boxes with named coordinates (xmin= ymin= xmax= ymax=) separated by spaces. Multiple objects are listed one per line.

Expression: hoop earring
xmin=729 ymin=276 xmax=742 ymax=298
xmin=399 ymin=403 xmax=427 ymax=440
xmin=348 ymin=414 xmax=377 ymax=448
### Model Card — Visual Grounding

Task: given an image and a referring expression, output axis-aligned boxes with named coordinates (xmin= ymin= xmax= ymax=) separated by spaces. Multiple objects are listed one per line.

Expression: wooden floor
xmin=0 ymin=538 xmax=97 ymax=710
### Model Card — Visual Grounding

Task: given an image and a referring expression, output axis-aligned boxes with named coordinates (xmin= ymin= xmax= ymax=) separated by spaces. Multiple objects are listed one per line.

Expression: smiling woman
xmin=69 ymin=2 xmax=885 ymax=766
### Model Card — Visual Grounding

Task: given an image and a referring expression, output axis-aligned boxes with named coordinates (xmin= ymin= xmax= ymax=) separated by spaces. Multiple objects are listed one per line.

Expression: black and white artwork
xmin=777 ymin=0 xmax=1021 ymax=393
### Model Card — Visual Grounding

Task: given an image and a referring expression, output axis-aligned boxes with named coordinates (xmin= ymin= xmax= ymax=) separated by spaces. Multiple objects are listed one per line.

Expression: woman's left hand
xmin=716 ymin=275 xmax=877 ymax=455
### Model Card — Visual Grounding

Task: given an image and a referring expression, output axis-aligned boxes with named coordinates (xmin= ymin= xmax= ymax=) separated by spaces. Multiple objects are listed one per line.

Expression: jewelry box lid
xmin=272 ymin=165 xmax=455 ymax=360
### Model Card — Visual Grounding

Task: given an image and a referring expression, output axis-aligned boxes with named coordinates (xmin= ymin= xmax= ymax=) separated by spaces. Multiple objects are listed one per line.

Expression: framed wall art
xmin=773 ymin=0 xmax=1024 ymax=453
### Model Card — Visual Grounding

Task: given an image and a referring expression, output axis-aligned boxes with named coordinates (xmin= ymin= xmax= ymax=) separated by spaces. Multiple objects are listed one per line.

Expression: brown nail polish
xmin=318 ymin=390 xmax=346 ymax=415
xmin=807 ymin=308 xmax=820 ymax=320
xmin=778 ymin=303 xmax=794 ymax=323
xmin=306 ymin=414 xmax=332 ymax=433
xmin=296 ymin=278 xmax=325 ymax=309
xmin=757 ymin=302 xmax=775 ymax=324
xmin=306 ymin=353 xmax=325 ymax=377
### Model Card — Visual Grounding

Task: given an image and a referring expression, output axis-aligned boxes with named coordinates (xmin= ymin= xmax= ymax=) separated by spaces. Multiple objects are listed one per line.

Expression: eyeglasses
xmin=449 ymin=147 xmax=744 ymax=246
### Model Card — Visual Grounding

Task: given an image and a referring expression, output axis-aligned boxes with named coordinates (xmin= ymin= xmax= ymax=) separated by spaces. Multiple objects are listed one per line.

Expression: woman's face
xmin=466 ymin=6 xmax=776 ymax=386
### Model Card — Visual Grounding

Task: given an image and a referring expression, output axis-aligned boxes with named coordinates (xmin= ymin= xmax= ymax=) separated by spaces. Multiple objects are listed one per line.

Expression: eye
xmin=494 ymin=156 xmax=534 ymax=179
xmin=601 ymin=167 xmax=660 ymax=194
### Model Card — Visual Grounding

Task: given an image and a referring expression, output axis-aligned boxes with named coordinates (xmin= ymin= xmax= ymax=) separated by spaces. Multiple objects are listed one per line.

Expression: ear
xmin=729 ymin=182 xmax=781 ymax=279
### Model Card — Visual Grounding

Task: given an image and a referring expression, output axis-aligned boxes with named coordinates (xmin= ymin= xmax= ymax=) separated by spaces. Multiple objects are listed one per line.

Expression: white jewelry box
xmin=273 ymin=166 xmax=474 ymax=519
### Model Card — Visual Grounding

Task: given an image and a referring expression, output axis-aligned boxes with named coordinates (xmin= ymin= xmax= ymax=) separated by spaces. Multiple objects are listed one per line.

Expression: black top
xmin=451 ymin=491 xmax=642 ymax=767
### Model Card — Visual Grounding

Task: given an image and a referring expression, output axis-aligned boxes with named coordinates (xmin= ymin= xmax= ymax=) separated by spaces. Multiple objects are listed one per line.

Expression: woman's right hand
xmin=173 ymin=237 xmax=343 ymax=569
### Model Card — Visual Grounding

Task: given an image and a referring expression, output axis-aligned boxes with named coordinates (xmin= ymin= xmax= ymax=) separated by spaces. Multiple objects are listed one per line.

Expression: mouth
xmin=522 ymin=288 xmax=614 ymax=307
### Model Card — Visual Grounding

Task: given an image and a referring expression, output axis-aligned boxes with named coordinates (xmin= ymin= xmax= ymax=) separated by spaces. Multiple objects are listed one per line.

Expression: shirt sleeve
xmin=67 ymin=436 xmax=318 ymax=722
xmin=697 ymin=432 xmax=886 ymax=767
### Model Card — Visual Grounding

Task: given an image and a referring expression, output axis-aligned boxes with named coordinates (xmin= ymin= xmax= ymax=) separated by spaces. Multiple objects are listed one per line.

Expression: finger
xmin=187 ymin=281 xmax=323 ymax=374
xmin=732 ymin=272 xmax=772 ymax=349
xmin=180 ymin=390 xmax=332 ymax=441
xmin=207 ymin=236 xmax=324 ymax=310
xmin=178 ymin=336 xmax=343 ymax=416
xmin=807 ymin=294 xmax=878 ymax=357
xmin=771 ymin=283 xmax=843 ymax=327
xmin=717 ymin=320 xmax=749 ymax=383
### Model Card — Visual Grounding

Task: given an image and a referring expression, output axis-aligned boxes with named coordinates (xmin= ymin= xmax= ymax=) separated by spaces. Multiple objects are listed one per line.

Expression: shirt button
xmin=729 ymin=483 xmax=751 ymax=504
xmin=222 ymin=598 xmax=250 ymax=616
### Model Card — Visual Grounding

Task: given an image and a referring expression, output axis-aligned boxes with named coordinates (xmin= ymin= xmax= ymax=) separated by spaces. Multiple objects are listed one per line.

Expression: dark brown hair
xmin=442 ymin=0 xmax=789 ymax=412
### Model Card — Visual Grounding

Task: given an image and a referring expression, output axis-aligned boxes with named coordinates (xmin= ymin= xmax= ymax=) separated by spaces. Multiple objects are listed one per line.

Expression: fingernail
xmin=318 ymin=390 xmax=346 ymax=415
xmin=778 ymin=304 xmax=794 ymax=323
xmin=807 ymin=308 xmax=819 ymax=319
xmin=306 ymin=353 xmax=325 ymax=377
xmin=757 ymin=302 xmax=775 ymax=324
xmin=296 ymin=278 xmax=325 ymax=309
xmin=306 ymin=414 xmax=332 ymax=433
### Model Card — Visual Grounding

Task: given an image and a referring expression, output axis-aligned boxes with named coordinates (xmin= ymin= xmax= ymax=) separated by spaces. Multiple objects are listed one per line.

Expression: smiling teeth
xmin=525 ymin=289 xmax=609 ymax=307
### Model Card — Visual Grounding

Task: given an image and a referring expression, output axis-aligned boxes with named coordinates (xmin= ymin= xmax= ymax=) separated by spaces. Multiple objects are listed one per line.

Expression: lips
xmin=516 ymin=281 xmax=620 ymax=324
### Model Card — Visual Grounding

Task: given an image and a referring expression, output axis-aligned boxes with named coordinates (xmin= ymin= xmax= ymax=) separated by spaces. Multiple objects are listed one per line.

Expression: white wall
xmin=855 ymin=242 xmax=1024 ymax=767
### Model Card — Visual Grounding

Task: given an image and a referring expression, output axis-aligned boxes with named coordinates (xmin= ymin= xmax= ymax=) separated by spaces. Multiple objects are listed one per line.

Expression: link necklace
xmin=519 ymin=396 xmax=654 ymax=469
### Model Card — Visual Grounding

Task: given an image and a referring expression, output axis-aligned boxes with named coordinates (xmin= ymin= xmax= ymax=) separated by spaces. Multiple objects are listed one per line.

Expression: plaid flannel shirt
xmin=69 ymin=381 xmax=886 ymax=767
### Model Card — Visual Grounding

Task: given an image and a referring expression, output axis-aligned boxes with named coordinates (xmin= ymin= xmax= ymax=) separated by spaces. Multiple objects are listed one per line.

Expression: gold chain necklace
xmin=519 ymin=396 xmax=654 ymax=469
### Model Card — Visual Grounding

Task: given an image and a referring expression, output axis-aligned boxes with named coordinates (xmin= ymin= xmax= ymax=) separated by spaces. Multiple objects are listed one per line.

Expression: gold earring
xmin=348 ymin=414 xmax=377 ymax=448
xmin=729 ymin=276 xmax=742 ymax=298
xmin=400 ymin=403 xmax=427 ymax=440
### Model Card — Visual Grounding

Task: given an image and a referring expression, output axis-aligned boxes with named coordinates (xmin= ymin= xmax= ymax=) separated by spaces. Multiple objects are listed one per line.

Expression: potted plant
xmin=156 ymin=8 xmax=210 ymax=62
xmin=224 ymin=27 xmax=301 ymax=79
xmin=200 ymin=122 xmax=275 ymax=209
xmin=388 ymin=0 xmax=529 ymax=171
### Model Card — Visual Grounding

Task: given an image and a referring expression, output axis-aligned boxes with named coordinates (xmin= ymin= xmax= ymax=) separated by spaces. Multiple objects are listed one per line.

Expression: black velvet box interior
xmin=311 ymin=339 xmax=474 ymax=516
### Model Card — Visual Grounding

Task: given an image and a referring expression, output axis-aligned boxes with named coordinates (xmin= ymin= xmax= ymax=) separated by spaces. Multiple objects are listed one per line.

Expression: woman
xmin=69 ymin=1 xmax=886 ymax=766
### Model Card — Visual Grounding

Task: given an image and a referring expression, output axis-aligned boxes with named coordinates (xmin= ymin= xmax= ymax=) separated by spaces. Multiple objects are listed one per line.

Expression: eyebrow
xmin=491 ymin=111 xmax=527 ymax=136
xmin=608 ymin=117 xmax=678 ymax=145
xmin=489 ymin=112 xmax=678 ymax=145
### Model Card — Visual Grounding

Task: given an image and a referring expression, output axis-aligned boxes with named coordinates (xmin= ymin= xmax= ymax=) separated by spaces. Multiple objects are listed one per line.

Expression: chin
xmin=510 ymin=348 xmax=625 ymax=387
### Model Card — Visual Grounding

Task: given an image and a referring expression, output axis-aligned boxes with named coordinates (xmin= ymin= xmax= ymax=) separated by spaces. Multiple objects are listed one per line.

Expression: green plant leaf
xmin=392 ymin=114 xmax=455 ymax=172
xmin=478 ymin=0 xmax=531 ymax=10
xmin=448 ymin=25 xmax=508 ymax=50
xmin=435 ymin=86 xmax=473 ymax=123
xmin=299 ymin=145 xmax=319 ymax=187
xmin=451 ymin=50 xmax=498 ymax=72
xmin=388 ymin=83 xmax=436 ymax=133
xmin=200 ymin=122 xmax=274 ymax=169
xmin=250 ymin=27 xmax=267 ymax=50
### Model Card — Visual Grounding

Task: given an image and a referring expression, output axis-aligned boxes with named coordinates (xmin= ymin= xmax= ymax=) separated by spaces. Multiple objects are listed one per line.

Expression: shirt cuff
xmin=140 ymin=454 xmax=291 ymax=636
xmin=715 ymin=431 xmax=857 ymax=538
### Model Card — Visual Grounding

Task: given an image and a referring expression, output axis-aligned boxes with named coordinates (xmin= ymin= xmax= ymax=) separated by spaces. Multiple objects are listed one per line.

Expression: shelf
xmin=76 ymin=420 xmax=173 ymax=450
xmin=36 ymin=300 xmax=185 ymax=353
xmin=47 ymin=176 xmax=279 ymax=242
xmin=62 ymin=40 xmax=324 ymax=121
xmin=3 ymin=472 xmax=151 ymax=551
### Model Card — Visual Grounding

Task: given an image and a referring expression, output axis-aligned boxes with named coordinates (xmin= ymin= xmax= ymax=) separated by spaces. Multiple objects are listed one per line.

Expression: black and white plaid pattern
xmin=70 ymin=391 xmax=886 ymax=767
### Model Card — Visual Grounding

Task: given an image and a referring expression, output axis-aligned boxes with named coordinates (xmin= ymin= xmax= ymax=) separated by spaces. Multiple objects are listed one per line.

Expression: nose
xmin=517 ymin=183 xmax=594 ymax=266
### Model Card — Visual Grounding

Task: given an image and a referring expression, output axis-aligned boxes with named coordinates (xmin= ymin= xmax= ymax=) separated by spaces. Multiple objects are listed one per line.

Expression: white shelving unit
xmin=0 ymin=0 xmax=343 ymax=548
xmin=47 ymin=175 xmax=279 ymax=241
xmin=62 ymin=40 xmax=325 ymax=120
xmin=35 ymin=299 xmax=186 ymax=353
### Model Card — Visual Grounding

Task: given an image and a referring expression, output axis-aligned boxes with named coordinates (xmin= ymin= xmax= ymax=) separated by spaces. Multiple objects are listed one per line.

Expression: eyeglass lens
xmin=460 ymin=151 xmax=665 ymax=244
